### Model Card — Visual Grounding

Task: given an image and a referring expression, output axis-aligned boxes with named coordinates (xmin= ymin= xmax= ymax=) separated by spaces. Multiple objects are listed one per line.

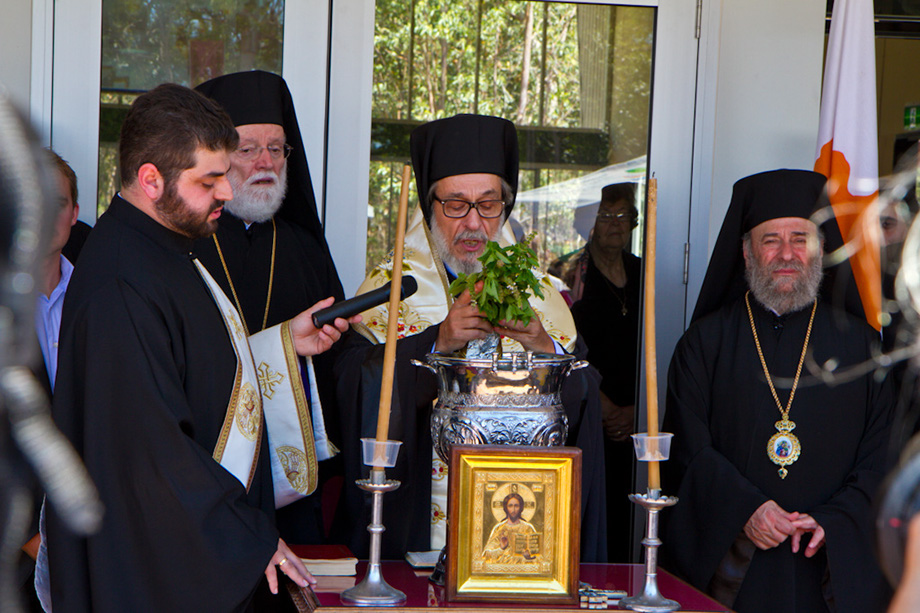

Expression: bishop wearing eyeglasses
xmin=332 ymin=114 xmax=607 ymax=563
xmin=193 ymin=71 xmax=346 ymax=547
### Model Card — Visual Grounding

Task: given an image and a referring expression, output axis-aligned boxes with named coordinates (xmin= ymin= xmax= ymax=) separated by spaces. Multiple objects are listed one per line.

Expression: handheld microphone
xmin=312 ymin=276 xmax=418 ymax=328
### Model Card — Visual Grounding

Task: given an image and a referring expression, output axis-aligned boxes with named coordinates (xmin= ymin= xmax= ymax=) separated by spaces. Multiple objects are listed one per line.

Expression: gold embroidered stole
xmin=193 ymin=260 xmax=319 ymax=507
xmin=194 ymin=259 xmax=263 ymax=492
xmin=249 ymin=324 xmax=320 ymax=506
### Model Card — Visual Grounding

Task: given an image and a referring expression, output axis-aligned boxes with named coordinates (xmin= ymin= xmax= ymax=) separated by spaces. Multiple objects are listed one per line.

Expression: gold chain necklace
xmin=744 ymin=291 xmax=817 ymax=479
xmin=212 ymin=217 xmax=277 ymax=336
xmin=600 ymin=274 xmax=628 ymax=316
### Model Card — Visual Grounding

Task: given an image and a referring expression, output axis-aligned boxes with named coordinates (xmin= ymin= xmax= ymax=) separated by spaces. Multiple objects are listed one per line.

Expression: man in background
xmin=195 ymin=71 xmax=345 ymax=544
xmin=34 ymin=151 xmax=81 ymax=393
xmin=18 ymin=149 xmax=82 ymax=612
xmin=570 ymin=182 xmax=641 ymax=561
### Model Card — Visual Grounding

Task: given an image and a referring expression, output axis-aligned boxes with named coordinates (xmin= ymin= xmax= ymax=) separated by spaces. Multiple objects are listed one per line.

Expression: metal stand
xmin=619 ymin=490 xmax=680 ymax=612
xmin=340 ymin=468 xmax=406 ymax=606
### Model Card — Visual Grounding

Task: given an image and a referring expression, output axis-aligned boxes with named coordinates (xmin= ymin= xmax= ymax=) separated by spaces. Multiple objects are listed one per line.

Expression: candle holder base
xmin=340 ymin=473 xmax=406 ymax=607
xmin=619 ymin=491 xmax=679 ymax=612
xmin=618 ymin=595 xmax=681 ymax=613
xmin=339 ymin=563 xmax=407 ymax=606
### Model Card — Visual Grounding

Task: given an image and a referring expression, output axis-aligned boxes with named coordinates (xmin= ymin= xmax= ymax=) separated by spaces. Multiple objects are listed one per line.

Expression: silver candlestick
xmin=340 ymin=440 xmax=406 ymax=607
xmin=619 ymin=433 xmax=679 ymax=612
xmin=618 ymin=490 xmax=679 ymax=612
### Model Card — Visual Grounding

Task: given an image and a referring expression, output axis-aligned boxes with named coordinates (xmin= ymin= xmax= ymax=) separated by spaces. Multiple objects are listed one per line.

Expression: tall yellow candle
xmin=643 ymin=177 xmax=661 ymax=491
xmin=374 ymin=164 xmax=413 ymax=448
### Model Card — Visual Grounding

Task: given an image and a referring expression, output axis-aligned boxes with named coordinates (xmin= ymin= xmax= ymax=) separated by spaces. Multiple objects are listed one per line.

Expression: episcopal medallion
xmin=767 ymin=419 xmax=801 ymax=479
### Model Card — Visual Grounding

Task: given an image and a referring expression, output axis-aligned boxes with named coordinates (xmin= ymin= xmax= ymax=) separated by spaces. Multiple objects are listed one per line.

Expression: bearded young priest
xmin=662 ymin=169 xmax=894 ymax=612
xmin=333 ymin=114 xmax=607 ymax=563
xmin=194 ymin=71 xmax=346 ymax=546
xmin=46 ymin=83 xmax=356 ymax=611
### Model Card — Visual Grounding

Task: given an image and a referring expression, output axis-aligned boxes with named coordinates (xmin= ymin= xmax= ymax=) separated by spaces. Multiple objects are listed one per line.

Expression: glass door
xmin=365 ymin=2 xmax=653 ymax=273
xmin=95 ymin=0 xmax=286 ymax=216
xmin=48 ymin=0 xmax=331 ymax=225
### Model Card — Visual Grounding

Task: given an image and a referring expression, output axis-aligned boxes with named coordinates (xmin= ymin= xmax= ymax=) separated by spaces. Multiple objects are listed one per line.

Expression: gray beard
xmin=429 ymin=215 xmax=504 ymax=275
xmin=225 ymin=164 xmax=288 ymax=223
xmin=745 ymin=253 xmax=823 ymax=314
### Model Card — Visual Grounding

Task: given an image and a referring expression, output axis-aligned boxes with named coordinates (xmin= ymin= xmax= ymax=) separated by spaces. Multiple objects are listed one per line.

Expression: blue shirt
xmin=35 ymin=254 xmax=73 ymax=391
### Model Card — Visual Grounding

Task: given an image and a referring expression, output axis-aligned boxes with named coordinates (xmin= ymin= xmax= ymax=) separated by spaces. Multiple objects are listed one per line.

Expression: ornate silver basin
xmin=412 ymin=351 xmax=588 ymax=463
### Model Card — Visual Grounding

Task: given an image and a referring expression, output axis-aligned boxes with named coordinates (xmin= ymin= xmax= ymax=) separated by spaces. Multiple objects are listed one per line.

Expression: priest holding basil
xmin=333 ymin=114 xmax=607 ymax=563
xmin=662 ymin=169 xmax=894 ymax=612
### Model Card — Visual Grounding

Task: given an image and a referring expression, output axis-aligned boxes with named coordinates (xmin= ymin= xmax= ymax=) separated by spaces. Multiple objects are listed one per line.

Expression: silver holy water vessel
xmin=415 ymin=350 xmax=587 ymax=457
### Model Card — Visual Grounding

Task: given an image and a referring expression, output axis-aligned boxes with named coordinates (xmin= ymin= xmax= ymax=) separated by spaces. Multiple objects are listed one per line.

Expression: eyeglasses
xmin=436 ymin=197 xmax=506 ymax=219
xmin=596 ymin=211 xmax=637 ymax=225
xmin=233 ymin=144 xmax=293 ymax=162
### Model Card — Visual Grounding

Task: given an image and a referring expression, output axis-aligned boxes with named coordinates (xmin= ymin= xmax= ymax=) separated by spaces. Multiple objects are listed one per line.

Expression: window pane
xmin=368 ymin=1 xmax=654 ymax=272
xmin=96 ymin=0 xmax=285 ymax=216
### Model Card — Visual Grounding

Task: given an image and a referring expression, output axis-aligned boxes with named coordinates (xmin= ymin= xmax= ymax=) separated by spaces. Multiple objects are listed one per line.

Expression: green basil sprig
xmin=447 ymin=234 xmax=549 ymax=326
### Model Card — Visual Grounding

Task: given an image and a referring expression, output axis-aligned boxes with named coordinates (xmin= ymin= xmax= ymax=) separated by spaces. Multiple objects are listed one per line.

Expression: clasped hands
xmin=435 ymin=288 xmax=554 ymax=354
xmin=743 ymin=500 xmax=825 ymax=557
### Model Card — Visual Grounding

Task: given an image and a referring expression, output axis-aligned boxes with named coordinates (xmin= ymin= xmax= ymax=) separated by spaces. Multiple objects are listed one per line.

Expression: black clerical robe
xmin=332 ymin=321 xmax=608 ymax=563
xmin=48 ymin=197 xmax=278 ymax=612
xmin=194 ymin=213 xmax=344 ymax=331
xmin=663 ymin=296 xmax=893 ymax=612
xmin=571 ymin=251 xmax=641 ymax=562
xmin=571 ymin=252 xmax=641 ymax=408
xmin=194 ymin=213 xmax=345 ymax=544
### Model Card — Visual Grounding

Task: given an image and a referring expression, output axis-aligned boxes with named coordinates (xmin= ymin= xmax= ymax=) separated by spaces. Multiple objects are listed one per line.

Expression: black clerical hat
xmin=195 ymin=71 xmax=325 ymax=246
xmin=410 ymin=114 xmax=519 ymax=223
xmin=691 ymin=169 xmax=859 ymax=323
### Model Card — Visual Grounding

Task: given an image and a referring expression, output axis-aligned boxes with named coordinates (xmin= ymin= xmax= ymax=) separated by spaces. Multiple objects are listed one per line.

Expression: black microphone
xmin=312 ymin=276 xmax=419 ymax=328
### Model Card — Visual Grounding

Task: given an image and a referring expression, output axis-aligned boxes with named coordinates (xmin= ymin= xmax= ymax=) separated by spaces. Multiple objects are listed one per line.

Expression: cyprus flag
xmin=814 ymin=0 xmax=880 ymax=329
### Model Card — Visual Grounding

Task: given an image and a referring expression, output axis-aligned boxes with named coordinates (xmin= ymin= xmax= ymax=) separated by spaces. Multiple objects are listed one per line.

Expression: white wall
xmin=0 ymin=0 xmax=33 ymax=112
xmin=687 ymin=0 xmax=826 ymax=324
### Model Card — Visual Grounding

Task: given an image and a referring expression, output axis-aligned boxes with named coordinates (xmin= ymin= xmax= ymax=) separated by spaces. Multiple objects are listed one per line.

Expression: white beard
xmin=225 ymin=164 xmax=288 ymax=223
xmin=429 ymin=214 xmax=504 ymax=275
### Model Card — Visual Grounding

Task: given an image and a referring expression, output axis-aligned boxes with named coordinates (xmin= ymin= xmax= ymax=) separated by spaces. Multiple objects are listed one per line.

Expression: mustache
xmin=767 ymin=258 xmax=806 ymax=273
xmin=453 ymin=229 xmax=488 ymax=244
xmin=244 ymin=171 xmax=280 ymax=186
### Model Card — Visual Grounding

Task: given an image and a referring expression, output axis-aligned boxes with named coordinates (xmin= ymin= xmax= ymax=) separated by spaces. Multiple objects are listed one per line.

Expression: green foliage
xmin=371 ymin=0 xmax=583 ymax=124
xmin=447 ymin=234 xmax=549 ymax=326
xmin=100 ymin=0 xmax=283 ymax=91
